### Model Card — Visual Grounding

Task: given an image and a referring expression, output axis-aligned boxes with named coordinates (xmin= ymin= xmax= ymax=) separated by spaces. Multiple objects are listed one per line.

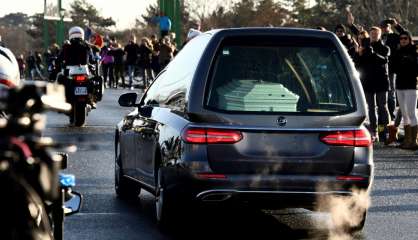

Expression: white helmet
xmin=0 ymin=46 xmax=20 ymax=88
xmin=69 ymin=26 xmax=85 ymax=40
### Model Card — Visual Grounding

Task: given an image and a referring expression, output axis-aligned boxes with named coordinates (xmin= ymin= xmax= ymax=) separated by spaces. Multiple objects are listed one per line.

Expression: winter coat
xmin=101 ymin=47 xmax=114 ymax=65
xmin=392 ymin=44 xmax=418 ymax=90
xmin=339 ymin=35 xmax=356 ymax=58
xmin=354 ymin=40 xmax=390 ymax=93
xmin=111 ymin=48 xmax=125 ymax=65
xmin=62 ymin=39 xmax=91 ymax=66
xmin=138 ymin=44 xmax=153 ymax=69
xmin=158 ymin=43 xmax=175 ymax=64
xmin=124 ymin=43 xmax=139 ymax=65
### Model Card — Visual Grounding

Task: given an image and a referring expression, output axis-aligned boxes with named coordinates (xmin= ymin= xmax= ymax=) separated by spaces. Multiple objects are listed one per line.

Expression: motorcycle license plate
xmin=74 ymin=87 xmax=88 ymax=95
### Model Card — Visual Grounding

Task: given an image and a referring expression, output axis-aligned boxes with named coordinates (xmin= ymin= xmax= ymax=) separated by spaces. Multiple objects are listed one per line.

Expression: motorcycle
xmin=61 ymin=63 xmax=103 ymax=127
xmin=0 ymin=82 xmax=82 ymax=240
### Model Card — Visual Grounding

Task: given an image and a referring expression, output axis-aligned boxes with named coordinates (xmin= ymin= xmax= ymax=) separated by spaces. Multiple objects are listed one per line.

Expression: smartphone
xmin=361 ymin=38 xmax=371 ymax=48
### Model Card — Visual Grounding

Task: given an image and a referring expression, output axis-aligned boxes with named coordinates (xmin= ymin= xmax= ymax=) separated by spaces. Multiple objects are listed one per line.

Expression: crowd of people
xmin=14 ymin=31 xmax=181 ymax=90
xmin=329 ymin=11 xmax=418 ymax=149
xmin=3 ymin=13 xmax=417 ymax=149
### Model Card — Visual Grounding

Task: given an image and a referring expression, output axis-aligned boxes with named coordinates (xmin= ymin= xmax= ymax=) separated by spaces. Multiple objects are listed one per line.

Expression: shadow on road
xmin=119 ymin=193 xmax=367 ymax=240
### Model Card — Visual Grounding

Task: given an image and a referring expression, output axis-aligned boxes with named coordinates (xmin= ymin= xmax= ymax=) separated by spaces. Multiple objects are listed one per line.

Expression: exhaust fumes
xmin=315 ymin=183 xmax=370 ymax=240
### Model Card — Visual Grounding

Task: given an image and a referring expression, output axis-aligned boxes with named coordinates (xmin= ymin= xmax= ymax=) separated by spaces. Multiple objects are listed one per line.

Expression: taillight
xmin=182 ymin=127 xmax=243 ymax=144
xmin=197 ymin=173 xmax=227 ymax=179
xmin=183 ymin=128 xmax=206 ymax=143
xmin=336 ymin=176 xmax=367 ymax=181
xmin=320 ymin=129 xmax=371 ymax=147
xmin=74 ymin=75 xmax=87 ymax=82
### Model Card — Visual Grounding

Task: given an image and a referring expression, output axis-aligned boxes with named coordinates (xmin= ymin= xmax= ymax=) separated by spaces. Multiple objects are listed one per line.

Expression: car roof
xmin=205 ymin=27 xmax=336 ymax=38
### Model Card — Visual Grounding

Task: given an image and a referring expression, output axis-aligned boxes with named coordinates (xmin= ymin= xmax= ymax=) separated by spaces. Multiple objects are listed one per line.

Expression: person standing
xmin=354 ymin=27 xmax=391 ymax=142
xmin=138 ymin=37 xmax=154 ymax=89
xmin=16 ymin=54 xmax=26 ymax=79
xmin=334 ymin=23 xmax=357 ymax=58
xmin=155 ymin=12 xmax=172 ymax=38
xmin=124 ymin=36 xmax=139 ymax=90
xmin=392 ymin=31 xmax=418 ymax=149
xmin=111 ymin=43 xmax=125 ymax=88
xmin=380 ymin=18 xmax=406 ymax=120
xmin=101 ymin=42 xmax=115 ymax=88
xmin=158 ymin=36 xmax=175 ymax=70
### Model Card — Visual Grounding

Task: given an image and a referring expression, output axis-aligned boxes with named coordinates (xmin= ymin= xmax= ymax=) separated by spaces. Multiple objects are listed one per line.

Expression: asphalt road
xmin=43 ymin=89 xmax=418 ymax=240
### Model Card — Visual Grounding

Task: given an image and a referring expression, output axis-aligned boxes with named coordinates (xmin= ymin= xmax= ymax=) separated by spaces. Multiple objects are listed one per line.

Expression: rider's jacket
xmin=62 ymin=39 xmax=92 ymax=66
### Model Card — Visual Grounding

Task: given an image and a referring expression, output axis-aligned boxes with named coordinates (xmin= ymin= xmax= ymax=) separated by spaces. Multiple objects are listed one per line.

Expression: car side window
xmin=155 ymin=34 xmax=211 ymax=111
xmin=142 ymin=70 xmax=167 ymax=106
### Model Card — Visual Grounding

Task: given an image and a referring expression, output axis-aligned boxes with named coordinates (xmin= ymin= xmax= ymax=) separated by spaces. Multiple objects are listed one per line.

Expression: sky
xmin=0 ymin=0 xmax=157 ymax=30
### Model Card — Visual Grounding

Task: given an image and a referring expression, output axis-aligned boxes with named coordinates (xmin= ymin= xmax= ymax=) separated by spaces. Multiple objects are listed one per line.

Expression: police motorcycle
xmin=58 ymin=27 xmax=104 ymax=127
xmin=0 ymin=82 xmax=82 ymax=240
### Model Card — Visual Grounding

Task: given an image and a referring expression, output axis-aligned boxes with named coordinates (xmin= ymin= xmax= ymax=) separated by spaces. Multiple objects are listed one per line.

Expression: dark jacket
xmin=392 ymin=44 xmax=418 ymax=90
xmin=62 ymin=39 xmax=91 ymax=66
xmin=124 ymin=42 xmax=139 ymax=65
xmin=138 ymin=44 xmax=152 ymax=68
xmin=354 ymin=40 xmax=390 ymax=93
xmin=350 ymin=23 xmax=406 ymax=74
xmin=111 ymin=47 xmax=125 ymax=65
xmin=338 ymin=35 xmax=356 ymax=58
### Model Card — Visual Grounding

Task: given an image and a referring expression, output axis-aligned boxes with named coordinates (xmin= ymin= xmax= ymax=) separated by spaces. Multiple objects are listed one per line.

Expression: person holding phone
xmin=354 ymin=27 xmax=391 ymax=142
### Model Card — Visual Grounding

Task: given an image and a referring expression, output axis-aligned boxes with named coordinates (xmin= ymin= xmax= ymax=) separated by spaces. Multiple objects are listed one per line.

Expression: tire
xmin=114 ymin=153 xmax=141 ymax=199
xmin=69 ymin=108 xmax=74 ymax=125
xmin=155 ymin=168 xmax=175 ymax=229
xmin=348 ymin=210 xmax=367 ymax=233
xmin=333 ymin=209 xmax=367 ymax=234
xmin=74 ymin=103 xmax=86 ymax=127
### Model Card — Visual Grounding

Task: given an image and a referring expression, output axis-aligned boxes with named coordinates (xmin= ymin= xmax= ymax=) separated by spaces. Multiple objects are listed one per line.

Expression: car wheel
xmin=155 ymin=168 xmax=174 ymax=228
xmin=333 ymin=209 xmax=367 ymax=234
xmin=114 ymin=150 xmax=141 ymax=199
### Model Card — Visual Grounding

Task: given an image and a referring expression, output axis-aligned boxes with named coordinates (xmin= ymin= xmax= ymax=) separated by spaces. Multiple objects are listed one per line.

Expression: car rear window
xmin=205 ymin=35 xmax=355 ymax=114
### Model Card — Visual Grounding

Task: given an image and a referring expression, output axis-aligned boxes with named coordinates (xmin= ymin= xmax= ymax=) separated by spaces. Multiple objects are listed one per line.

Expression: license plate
xmin=74 ymin=87 xmax=88 ymax=95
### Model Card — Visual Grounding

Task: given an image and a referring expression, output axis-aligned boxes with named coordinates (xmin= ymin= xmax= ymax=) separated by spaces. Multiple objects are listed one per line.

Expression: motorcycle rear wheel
xmin=73 ymin=103 xmax=86 ymax=127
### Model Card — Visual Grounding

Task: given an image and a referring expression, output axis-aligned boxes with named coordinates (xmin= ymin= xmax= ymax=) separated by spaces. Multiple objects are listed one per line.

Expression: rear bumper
xmin=195 ymin=189 xmax=355 ymax=209
xmin=163 ymin=163 xmax=373 ymax=209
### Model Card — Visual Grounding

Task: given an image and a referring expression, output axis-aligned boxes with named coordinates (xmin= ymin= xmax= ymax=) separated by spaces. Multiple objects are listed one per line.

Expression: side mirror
xmin=64 ymin=191 xmax=82 ymax=216
xmin=118 ymin=93 xmax=138 ymax=107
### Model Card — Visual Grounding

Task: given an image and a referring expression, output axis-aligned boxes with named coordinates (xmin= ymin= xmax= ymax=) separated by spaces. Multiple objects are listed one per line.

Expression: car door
xmin=119 ymin=109 xmax=139 ymax=178
xmin=132 ymin=111 xmax=158 ymax=186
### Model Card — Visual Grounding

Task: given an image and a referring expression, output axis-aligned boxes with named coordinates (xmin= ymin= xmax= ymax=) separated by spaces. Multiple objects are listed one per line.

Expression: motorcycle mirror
xmin=118 ymin=93 xmax=138 ymax=107
xmin=64 ymin=191 xmax=82 ymax=217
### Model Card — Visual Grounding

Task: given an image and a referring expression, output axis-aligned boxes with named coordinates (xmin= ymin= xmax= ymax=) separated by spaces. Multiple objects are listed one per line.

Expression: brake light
xmin=183 ymin=129 xmax=206 ymax=143
xmin=320 ymin=129 xmax=371 ymax=147
xmin=182 ymin=128 xmax=243 ymax=144
xmin=0 ymin=79 xmax=15 ymax=88
xmin=197 ymin=173 xmax=227 ymax=179
xmin=74 ymin=75 xmax=87 ymax=82
xmin=336 ymin=176 xmax=367 ymax=181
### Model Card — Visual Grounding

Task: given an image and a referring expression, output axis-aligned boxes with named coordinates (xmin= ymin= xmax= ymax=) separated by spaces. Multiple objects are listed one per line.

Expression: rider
xmin=0 ymin=45 xmax=20 ymax=89
xmin=59 ymin=26 xmax=99 ymax=109
xmin=61 ymin=26 xmax=92 ymax=67
xmin=0 ymin=45 xmax=20 ymax=119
